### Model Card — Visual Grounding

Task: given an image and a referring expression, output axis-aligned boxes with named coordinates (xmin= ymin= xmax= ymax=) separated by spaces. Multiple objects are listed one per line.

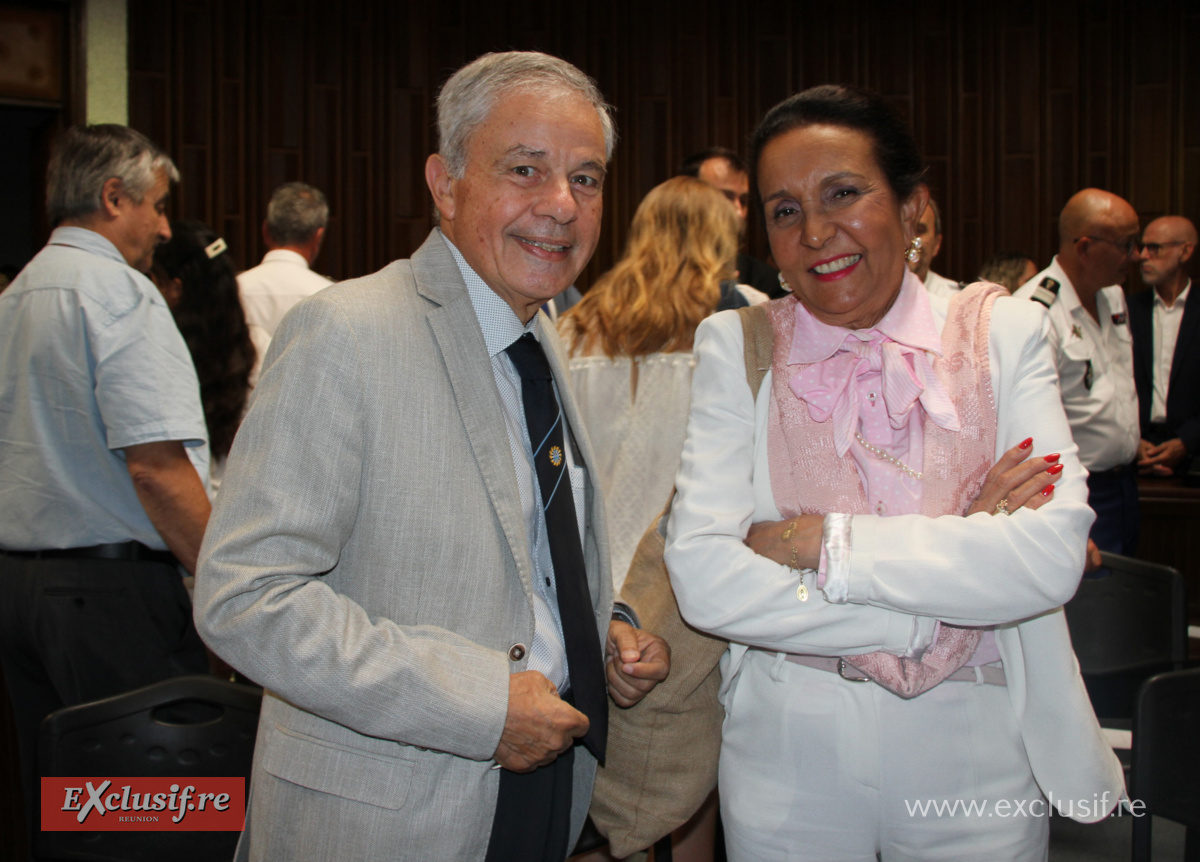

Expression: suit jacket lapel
xmin=411 ymin=234 xmax=536 ymax=596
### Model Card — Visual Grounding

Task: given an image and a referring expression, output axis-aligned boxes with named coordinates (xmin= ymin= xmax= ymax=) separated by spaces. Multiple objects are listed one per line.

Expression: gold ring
xmin=994 ymin=498 xmax=1011 ymax=516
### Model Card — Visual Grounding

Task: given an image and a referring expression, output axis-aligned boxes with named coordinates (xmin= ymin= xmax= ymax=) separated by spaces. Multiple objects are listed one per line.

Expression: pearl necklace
xmin=854 ymin=431 xmax=924 ymax=480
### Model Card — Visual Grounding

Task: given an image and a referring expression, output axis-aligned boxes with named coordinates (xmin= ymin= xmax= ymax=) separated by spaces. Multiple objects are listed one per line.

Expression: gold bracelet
xmin=780 ymin=517 xmax=809 ymax=601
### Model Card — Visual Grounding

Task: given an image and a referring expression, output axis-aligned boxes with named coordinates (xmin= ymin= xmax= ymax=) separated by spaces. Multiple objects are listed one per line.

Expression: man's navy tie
xmin=504 ymin=332 xmax=607 ymax=762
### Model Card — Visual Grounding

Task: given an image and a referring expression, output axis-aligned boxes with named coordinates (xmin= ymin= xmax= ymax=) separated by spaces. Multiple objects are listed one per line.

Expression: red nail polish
xmin=1041 ymin=484 xmax=1055 ymax=497
xmin=1019 ymin=437 xmax=1033 ymax=449
xmin=1047 ymin=464 xmax=1064 ymax=475
xmin=1043 ymin=453 xmax=1061 ymax=464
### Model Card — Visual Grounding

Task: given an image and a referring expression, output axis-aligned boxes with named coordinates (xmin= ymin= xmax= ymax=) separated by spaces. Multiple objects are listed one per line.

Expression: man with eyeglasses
xmin=1130 ymin=216 xmax=1198 ymax=476
xmin=1015 ymin=188 xmax=1141 ymax=558
xmin=679 ymin=147 xmax=784 ymax=298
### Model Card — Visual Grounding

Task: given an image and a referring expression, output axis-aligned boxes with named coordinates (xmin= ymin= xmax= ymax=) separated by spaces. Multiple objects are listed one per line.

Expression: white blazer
xmin=665 ymin=291 xmax=1124 ymax=821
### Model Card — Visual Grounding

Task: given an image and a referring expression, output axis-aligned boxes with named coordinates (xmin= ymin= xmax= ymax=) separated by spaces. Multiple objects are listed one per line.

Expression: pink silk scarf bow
xmin=790 ymin=333 xmax=961 ymax=457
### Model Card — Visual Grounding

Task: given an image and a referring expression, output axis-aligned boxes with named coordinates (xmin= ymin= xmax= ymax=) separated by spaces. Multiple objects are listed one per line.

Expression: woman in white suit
xmin=664 ymin=85 xmax=1124 ymax=861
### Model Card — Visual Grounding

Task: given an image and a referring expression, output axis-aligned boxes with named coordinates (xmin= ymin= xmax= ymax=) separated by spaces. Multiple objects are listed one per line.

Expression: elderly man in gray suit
xmin=194 ymin=51 xmax=669 ymax=861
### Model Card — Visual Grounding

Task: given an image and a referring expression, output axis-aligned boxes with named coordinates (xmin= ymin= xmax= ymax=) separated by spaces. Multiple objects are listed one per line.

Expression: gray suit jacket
xmin=194 ymin=231 xmax=613 ymax=860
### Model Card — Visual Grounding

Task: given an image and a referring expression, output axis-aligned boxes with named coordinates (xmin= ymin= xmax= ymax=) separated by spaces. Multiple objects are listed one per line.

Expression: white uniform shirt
xmin=1151 ymin=280 xmax=1190 ymax=423
xmin=1013 ymin=256 xmax=1138 ymax=471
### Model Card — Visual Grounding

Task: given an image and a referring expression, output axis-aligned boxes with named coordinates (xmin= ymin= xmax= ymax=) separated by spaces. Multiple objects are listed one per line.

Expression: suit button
xmin=508 ymin=644 xmax=526 ymax=662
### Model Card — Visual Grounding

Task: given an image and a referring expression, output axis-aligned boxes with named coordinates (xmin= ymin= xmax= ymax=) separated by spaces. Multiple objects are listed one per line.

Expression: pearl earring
xmin=778 ymin=272 xmax=791 ymax=293
xmin=904 ymin=236 xmax=922 ymax=263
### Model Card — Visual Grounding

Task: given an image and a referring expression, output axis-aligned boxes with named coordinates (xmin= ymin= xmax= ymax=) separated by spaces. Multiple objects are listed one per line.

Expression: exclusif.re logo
xmin=42 ymin=777 xmax=245 ymax=832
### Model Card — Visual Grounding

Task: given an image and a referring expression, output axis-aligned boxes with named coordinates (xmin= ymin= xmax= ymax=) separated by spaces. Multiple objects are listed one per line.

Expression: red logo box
xmin=42 ymin=777 xmax=244 ymax=831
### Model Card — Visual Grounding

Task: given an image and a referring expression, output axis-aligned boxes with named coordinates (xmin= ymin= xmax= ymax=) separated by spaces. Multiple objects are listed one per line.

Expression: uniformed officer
xmin=1014 ymin=188 xmax=1141 ymax=556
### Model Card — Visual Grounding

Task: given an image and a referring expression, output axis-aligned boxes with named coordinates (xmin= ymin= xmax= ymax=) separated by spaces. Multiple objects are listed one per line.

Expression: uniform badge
xmin=1031 ymin=277 xmax=1060 ymax=309
xmin=549 ymin=445 xmax=563 ymax=467
xmin=1072 ymin=324 xmax=1083 ymax=340
xmin=1111 ymin=311 xmax=1127 ymax=326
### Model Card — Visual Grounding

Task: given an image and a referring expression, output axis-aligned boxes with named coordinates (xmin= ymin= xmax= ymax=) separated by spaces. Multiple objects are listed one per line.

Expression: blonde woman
xmin=560 ymin=175 xmax=746 ymax=862
xmin=559 ymin=175 xmax=749 ymax=593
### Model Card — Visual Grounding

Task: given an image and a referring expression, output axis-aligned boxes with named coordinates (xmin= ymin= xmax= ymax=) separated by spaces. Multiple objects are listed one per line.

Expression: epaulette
xmin=1030 ymin=277 xmax=1060 ymax=308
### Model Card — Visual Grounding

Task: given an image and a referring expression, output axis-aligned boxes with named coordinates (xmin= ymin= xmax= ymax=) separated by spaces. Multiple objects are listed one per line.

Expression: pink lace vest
xmin=766 ymin=282 xmax=1005 ymax=696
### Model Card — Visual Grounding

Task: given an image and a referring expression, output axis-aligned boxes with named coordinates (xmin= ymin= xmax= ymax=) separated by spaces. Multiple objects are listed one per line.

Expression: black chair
xmin=1130 ymin=667 xmax=1200 ymax=862
xmin=1064 ymin=552 xmax=1186 ymax=721
xmin=36 ymin=674 xmax=262 ymax=862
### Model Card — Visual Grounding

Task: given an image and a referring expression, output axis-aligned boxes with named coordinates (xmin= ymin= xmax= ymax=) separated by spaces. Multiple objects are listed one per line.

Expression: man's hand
xmin=1083 ymin=538 xmax=1103 ymax=574
xmin=606 ymin=621 xmax=670 ymax=708
xmin=1138 ymin=437 xmax=1187 ymax=476
xmin=493 ymin=671 xmax=588 ymax=773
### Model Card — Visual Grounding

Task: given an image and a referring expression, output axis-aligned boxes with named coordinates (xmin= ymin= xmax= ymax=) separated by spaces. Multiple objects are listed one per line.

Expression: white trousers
xmin=719 ymin=649 xmax=1049 ymax=862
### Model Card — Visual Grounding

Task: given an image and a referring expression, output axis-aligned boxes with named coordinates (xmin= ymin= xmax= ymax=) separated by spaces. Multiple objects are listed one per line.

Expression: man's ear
xmin=901 ymin=183 xmax=930 ymax=241
xmin=308 ymin=226 xmax=326 ymax=262
xmin=100 ymin=177 xmax=124 ymax=218
xmin=425 ymin=154 xmax=456 ymax=224
xmin=1180 ymin=241 xmax=1195 ymax=265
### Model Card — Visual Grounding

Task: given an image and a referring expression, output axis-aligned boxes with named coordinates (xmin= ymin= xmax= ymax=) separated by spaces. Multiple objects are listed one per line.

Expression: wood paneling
xmin=128 ymin=0 xmax=1198 ymax=289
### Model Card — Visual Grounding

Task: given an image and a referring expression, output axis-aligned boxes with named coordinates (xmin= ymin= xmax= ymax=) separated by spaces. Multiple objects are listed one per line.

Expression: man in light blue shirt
xmin=0 ymin=125 xmax=211 ymax=847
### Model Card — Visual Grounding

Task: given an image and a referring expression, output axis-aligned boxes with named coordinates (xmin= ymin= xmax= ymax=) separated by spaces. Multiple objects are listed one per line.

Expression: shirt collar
xmin=1045 ymin=256 xmax=1083 ymax=316
xmin=1153 ymin=280 xmax=1191 ymax=310
xmin=438 ymin=229 xmax=537 ymax=358
xmin=261 ymin=248 xmax=311 ymax=269
xmin=788 ymin=268 xmax=942 ymax=365
xmin=47 ymin=226 xmax=130 ymax=268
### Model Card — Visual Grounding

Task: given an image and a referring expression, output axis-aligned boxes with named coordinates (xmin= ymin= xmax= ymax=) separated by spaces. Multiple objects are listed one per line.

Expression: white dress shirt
xmin=1151 ymin=280 xmax=1190 ymax=423
xmin=238 ymin=248 xmax=333 ymax=339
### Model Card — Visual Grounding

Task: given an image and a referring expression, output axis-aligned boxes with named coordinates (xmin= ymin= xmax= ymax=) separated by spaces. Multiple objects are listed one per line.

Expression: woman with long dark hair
xmin=665 ymin=86 xmax=1123 ymax=860
xmin=153 ymin=221 xmax=256 ymax=486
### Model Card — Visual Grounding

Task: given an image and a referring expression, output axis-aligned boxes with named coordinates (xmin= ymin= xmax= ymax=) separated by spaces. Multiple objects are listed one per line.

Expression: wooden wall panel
xmin=126 ymin=0 xmax=1196 ymax=290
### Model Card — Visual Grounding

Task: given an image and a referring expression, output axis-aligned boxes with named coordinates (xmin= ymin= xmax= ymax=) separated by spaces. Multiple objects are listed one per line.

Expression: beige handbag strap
xmin=737 ymin=303 xmax=773 ymax=399
xmin=653 ymin=303 xmax=773 ymax=529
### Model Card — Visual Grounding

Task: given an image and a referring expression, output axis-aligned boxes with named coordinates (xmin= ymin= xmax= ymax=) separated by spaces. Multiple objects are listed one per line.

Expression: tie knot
xmin=505 ymin=332 xmax=552 ymax=381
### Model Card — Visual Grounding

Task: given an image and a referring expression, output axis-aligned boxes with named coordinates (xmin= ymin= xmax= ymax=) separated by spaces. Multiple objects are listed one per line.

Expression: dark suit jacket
xmin=737 ymin=252 xmax=784 ymax=299
xmin=1129 ymin=284 xmax=1200 ymax=461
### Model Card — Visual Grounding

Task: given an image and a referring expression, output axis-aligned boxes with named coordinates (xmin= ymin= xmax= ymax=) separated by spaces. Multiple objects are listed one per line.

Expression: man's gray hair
xmin=46 ymin=125 xmax=179 ymax=226
xmin=436 ymin=51 xmax=616 ymax=179
xmin=266 ymin=182 xmax=330 ymax=246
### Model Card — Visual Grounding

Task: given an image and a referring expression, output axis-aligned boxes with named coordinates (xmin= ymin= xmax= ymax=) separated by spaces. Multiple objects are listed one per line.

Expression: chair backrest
xmin=1130 ymin=667 xmax=1200 ymax=861
xmin=1065 ymin=552 xmax=1186 ymax=675
xmin=36 ymin=674 xmax=262 ymax=862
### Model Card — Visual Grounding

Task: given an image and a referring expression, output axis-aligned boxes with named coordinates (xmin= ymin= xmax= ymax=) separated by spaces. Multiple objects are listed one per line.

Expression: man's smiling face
xmin=430 ymin=88 xmax=607 ymax=322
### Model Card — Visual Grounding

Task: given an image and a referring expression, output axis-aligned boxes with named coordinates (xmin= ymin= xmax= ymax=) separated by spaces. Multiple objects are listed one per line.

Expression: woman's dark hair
xmin=750 ymin=84 xmax=926 ymax=207
xmin=153 ymin=222 xmax=255 ymax=460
